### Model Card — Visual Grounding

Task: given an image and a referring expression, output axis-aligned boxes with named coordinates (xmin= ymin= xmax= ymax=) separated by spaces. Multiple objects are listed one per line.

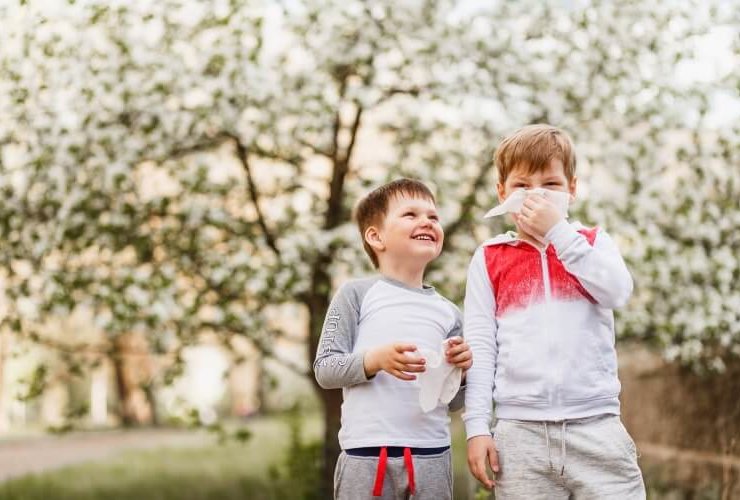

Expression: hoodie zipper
xmin=518 ymin=240 xmax=557 ymax=405
xmin=537 ymin=246 xmax=557 ymax=405
xmin=539 ymin=247 xmax=551 ymax=303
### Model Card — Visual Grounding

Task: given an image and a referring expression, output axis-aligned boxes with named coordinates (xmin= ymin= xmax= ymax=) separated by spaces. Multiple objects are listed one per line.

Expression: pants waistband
xmin=345 ymin=445 xmax=449 ymax=458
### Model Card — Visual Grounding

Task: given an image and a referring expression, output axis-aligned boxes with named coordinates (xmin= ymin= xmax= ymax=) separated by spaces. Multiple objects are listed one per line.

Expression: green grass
xmin=0 ymin=414 xmax=321 ymax=500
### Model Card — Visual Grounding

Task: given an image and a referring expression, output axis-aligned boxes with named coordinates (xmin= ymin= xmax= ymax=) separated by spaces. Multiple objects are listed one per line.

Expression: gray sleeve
xmin=445 ymin=305 xmax=466 ymax=412
xmin=313 ymin=280 xmax=375 ymax=390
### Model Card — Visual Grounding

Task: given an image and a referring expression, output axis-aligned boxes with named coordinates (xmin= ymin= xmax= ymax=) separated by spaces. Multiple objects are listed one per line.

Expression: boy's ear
xmin=364 ymin=226 xmax=385 ymax=252
xmin=496 ymin=182 xmax=506 ymax=203
xmin=568 ymin=176 xmax=578 ymax=200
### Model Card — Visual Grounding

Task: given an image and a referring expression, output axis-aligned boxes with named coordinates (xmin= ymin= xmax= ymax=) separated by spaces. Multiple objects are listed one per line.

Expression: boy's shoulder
xmin=336 ymin=276 xmax=382 ymax=300
xmin=438 ymin=294 xmax=462 ymax=321
xmin=479 ymin=230 xmax=518 ymax=249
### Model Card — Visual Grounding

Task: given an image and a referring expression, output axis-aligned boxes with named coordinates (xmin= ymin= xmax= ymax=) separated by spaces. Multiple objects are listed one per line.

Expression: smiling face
xmin=364 ymin=194 xmax=444 ymax=269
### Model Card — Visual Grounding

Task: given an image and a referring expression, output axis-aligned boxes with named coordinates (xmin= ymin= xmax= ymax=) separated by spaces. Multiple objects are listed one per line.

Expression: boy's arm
xmin=446 ymin=309 xmax=466 ymax=412
xmin=462 ymin=247 xmax=498 ymax=438
xmin=546 ymin=221 xmax=634 ymax=309
xmin=313 ymin=282 xmax=371 ymax=390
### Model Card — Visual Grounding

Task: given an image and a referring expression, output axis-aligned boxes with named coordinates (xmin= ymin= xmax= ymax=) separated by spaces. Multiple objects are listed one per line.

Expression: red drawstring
xmin=403 ymin=447 xmax=416 ymax=495
xmin=372 ymin=447 xmax=416 ymax=496
xmin=372 ymin=447 xmax=388 ymax=496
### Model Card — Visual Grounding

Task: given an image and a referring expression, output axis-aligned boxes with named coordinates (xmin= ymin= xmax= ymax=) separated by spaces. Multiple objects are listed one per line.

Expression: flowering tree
xmin=1 ymin=0 xmax=737 ymax=493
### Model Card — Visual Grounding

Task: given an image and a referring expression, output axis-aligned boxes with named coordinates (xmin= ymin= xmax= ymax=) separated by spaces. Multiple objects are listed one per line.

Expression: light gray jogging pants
xmin=493 ymin=414 xmax=646 ymax=500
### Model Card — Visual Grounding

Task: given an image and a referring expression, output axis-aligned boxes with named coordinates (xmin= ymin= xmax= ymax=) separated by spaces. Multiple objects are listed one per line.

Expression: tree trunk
xmin=0 ymin=331 xmax=6 ymax=431
xmin=111 ymin=333 xmax=154 ymax=426
xmin=307 ymin=258 xmax=340 ymax=498
xmin=112 ymin=348 xmax=136 ymax=427
xmin=318 ymin=387 xmax=342 ymax=495
xmin=142 ymin=382 xmax=159 ymax=427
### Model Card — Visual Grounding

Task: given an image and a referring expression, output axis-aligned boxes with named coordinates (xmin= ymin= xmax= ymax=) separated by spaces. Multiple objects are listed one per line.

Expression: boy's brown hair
xmin=494 ymin=124 xmax=576 ymax=183
xmin=355 ymin=178 xmax=436 ymax=268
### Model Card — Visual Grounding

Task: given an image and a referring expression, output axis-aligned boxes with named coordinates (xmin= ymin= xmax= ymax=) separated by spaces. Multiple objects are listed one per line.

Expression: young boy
xmin=314 ymin=178 xmax=473 ymax=500
xmin=463 ymin=125 xmax=646 ymax=499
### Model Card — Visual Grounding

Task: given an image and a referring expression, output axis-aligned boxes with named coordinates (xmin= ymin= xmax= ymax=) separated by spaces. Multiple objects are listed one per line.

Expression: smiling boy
xmin=314 ymin=178 xmax=472 ymax=500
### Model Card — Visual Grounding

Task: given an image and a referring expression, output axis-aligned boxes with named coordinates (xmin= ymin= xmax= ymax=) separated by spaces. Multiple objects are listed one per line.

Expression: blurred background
xmin=0 ymin=0 xmax=738 ymax=499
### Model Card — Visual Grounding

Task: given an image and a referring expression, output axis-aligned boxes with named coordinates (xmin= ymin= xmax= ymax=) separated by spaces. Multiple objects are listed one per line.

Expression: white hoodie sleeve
xmin=546 ymin=221 xmax=633 ymax=309
xmin=462 ymin=247 xmax=498 ymax=438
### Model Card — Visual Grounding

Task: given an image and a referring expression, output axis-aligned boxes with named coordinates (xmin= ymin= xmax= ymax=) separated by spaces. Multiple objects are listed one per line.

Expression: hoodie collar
xmin=481 ymin=221 xmax=586 ymax=248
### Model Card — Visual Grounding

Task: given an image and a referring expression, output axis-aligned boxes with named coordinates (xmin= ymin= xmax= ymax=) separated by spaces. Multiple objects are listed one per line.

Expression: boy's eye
xmin=403 ymin=212 xmax=415 ymax=217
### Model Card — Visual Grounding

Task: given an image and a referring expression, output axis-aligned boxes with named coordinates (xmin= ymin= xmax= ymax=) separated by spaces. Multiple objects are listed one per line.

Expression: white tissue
xmin=484 ymin=188 xmax=571 ymax=219
xmin=415 ymin=341 xmax=462 ymax=413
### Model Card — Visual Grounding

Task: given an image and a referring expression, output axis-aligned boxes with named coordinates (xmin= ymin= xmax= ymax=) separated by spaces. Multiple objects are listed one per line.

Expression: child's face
xmin=497 ymin=158 xmax=577 ymax=202
xmin=367 ymin=195 xmax=444 ymax=268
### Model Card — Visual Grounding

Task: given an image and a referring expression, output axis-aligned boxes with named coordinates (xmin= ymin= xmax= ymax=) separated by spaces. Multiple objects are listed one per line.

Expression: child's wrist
xmin=363 ymin=350 xmax=379 ymax=378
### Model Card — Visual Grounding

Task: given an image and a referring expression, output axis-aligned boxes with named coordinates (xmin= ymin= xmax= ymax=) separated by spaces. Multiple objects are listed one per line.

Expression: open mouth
xmin=412 ymin=234 xmax=436 ymax=242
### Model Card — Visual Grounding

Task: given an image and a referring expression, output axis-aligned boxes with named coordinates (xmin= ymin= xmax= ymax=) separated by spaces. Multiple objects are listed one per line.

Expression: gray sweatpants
xmin=334 ymin=449 xmax=452 ymax=500
xmin=493 ymin=415 xmax=645 ymax=499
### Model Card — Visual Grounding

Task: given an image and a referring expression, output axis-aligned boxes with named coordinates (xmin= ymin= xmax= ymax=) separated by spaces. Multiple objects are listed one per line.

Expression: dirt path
xmin=0 ymin=428 xmax=210 ymax=482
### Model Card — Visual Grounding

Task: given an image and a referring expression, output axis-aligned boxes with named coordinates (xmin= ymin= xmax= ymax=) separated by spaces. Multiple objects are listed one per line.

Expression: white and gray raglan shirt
xmin=313 ymin=276 xmax=464 ymax=449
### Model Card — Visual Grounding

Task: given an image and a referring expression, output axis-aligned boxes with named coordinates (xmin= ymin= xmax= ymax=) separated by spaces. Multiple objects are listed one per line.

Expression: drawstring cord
xmin=543 ymin=421 xmax=568 ymax=476
xmin=372 ymin=447 xmax=388 ymax=496
xmin=560 ymin=420 xmax=567 ymax=476
xmin=544 ymin=422 xmax=554 ymax=471
xmin=372 ymin=447 xmax=415 ymax=496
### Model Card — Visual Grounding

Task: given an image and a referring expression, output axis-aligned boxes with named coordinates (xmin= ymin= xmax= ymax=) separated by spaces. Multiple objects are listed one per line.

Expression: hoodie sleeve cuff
xmin=545 ymin=219 xmax=579 ymax=252
xmin=464 ymin=418 xmax=493 ymax=439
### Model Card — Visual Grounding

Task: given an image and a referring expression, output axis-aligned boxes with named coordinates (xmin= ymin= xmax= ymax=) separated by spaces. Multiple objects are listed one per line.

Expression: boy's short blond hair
xmin=495 ymin=124 xmax=576 ymax=183
xmin=355 ymin=178 xmax=436 ymax=268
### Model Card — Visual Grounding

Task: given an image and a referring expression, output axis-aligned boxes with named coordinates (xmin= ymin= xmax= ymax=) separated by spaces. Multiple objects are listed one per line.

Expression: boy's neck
xmin=378 ymin=260 xmax=427 ymax=289
xmin=516 ymin=231 xmax=547 ymax=250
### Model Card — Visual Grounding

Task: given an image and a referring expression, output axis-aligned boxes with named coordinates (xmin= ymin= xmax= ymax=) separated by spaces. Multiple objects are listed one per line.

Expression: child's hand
xmin=467 ymin=434 xmax=499 ymax=490
xmin=515 ymin=192 xmax=563 ymax=241
xmin=363 ymin=343 xmax=425 ymax=381
xmin=445 ymin=336 xmax=472 ymax=372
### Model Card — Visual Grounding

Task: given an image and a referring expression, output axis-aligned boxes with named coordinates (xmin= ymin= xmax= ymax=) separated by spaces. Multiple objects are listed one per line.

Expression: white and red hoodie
xmin=463 ymin=219 xmax=633 ymax=438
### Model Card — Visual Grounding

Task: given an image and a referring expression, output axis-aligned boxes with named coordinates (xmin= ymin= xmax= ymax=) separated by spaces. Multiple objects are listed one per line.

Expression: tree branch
xmin=297 ymin=138 xmax=333 ymax=159
xmin=164 ymin=132 xmax=233 ymax=161
xmin=343 ymin=104 xmax=364 ymax=166
xmin=443 ymin=152 xmax=496 ymax=249
xmin=250 ymin=144 xmax=304 ymax=169
xmin=227 ymin=133 xmax=280 ymax=256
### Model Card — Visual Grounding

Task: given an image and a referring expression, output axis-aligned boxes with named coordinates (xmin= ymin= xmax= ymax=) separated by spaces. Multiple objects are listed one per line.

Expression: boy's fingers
xmin=451 ymin=357 xmax=472 ymax=369
xmin=446 ymin=348 xmax=472 ymax=363
xmin=394 ymin=343 xmax=417 ymax=353
xmin=472 ymin=460 xmax=493 ymax=490
xmin=489 ymin=445 xmax=500 ymax=474
xmin=525 ymin=193 xmax=546 ymax=205
xmin=391 ymin=370 xmax=416 ymax=381
xmin=394 ymin=352 xmax=425 ymax=367
xmin=393 ymin=358 xmax=425 ymax=371
xmin=398 ymin=363 xmax=426 ymax=373
xmin=446 ymin=344 xmax=468 ymax=356
xmin=454 ymin=349 xmax=472 ymax=359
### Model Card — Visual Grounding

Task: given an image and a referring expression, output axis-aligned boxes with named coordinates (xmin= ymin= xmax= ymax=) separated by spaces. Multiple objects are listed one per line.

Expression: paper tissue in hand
xmin=483 ymin=188 xmax=571 ymax=219
xmin=413 ymin=340 xmax=462 ymax=413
